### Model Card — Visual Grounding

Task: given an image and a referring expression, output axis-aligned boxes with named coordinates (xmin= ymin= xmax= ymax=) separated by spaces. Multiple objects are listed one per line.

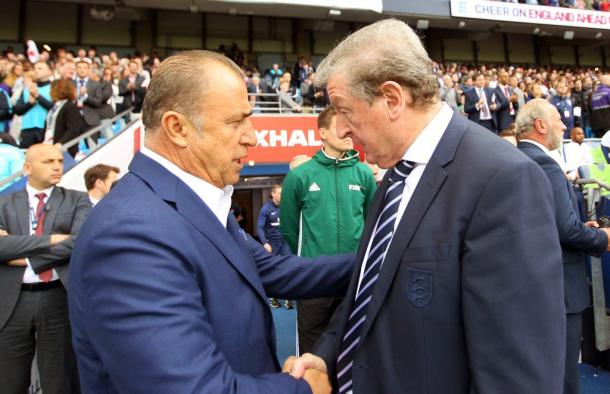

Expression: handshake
xmin=283 ymin=353 xmax=331 ymax=394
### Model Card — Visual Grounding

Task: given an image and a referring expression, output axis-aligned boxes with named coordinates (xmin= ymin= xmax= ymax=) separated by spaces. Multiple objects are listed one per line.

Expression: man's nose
xmin=242 ymin=120 xmax=258 ymax=147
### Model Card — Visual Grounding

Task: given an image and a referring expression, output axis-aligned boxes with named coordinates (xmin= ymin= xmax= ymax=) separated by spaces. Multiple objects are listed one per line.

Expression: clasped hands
xmin=283 ymin=353 xmax=331 ymax=394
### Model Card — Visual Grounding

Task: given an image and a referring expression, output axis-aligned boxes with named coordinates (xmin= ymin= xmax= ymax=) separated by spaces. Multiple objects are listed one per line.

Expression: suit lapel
xmin=14 ymin=191 xmax=29 ymax=235
xmin=357 ymin=112 xmax=466 ymax=344
xmin=43 ymin=187 xmax=63 ymax=234
xmin=129 ymin=153 xmax=268 ymax=303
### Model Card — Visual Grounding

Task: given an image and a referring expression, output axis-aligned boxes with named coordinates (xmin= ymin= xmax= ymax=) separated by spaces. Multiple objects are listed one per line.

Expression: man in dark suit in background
xmin=119 ymin=60 xmax=146 ymax=115
xmin=496 ymin=69 xmax=517 ymax=129
xmin=69 ymin=50 xmax=352 ymax=394
xmin=286 ymin=19 xmax=566 ymax=394
xmin=74 ymin=58 xmax=113 ymax=129
xmin=516 ymin=98 xmax=610 ymax=394
xmin=0 ymin=144 xmax=91 ymax=394
xmin=464 ymin=72 xmax=507 ymax=133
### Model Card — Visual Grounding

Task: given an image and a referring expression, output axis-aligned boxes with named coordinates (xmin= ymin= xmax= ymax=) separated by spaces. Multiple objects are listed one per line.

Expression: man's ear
xmin=22 ymin=162 xmax=32 ymax=177
xmin=160 ymin=111 xmax=190 ymax=148
xmin=379 ymin=81 xmax=406 ymax=121
xmin=318 ymin=127 xmax=328 ymax=142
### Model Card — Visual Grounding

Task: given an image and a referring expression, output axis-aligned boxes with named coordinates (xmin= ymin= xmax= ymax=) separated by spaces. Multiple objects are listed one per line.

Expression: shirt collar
xmin=520 ymin=139 xmax=552 ymax=156
xmin=26 ymin=184 xmax=54 ymax=201
xmin=401 ymin=103 xmax=454 ymax=165
xmin=140 ymin=146 xmax=234 ymax=227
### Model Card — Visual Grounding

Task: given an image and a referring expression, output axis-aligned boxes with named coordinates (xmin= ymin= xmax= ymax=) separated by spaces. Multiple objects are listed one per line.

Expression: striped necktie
xmin=336 ymin=159 xmax=415 ymax=393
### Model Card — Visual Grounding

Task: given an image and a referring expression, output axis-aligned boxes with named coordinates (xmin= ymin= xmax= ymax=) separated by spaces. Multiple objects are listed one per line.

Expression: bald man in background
xmin=0 ymin=144 xmax=91 ymax=394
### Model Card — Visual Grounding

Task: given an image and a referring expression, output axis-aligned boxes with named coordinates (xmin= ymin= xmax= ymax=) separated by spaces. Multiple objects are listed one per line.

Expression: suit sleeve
xmin=29 ymin=192 xmax=92 ymax=274
xmin=0 ymin=235 xmax=51 ymax=262
xmin=240 ymin=232 xmax=354 ymax=299
xmin=77 ymin=216 xmax=312 ymax=394
xmin=0 ymin=199 xmax=52 ymax=262
xmin=84 ymin=83 xmax=104 ymax=108
xmin=461 ymin=159 xmax=566 ymax=393
xmin=280 ymin=171 xmax=302 ymax=254
xmin=493 ymin=87 xmax=509 ymax=111
xmin=540 ymin=157 xmax=607 ymax=256
xmin=463 ymin=91 xmax=478 ymax=115
xmin=256 ymin=204 xmax=269 ymax=245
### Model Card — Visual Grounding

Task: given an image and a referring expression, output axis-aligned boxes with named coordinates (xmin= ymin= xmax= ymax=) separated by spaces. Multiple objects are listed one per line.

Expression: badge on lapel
xmin=406 ymin=268 xmax=433 ymax=307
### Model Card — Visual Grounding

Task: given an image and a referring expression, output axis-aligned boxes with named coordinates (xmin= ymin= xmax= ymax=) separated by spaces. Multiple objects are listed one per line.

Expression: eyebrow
xmin=228 ymin=110 xmax=252 ymax=122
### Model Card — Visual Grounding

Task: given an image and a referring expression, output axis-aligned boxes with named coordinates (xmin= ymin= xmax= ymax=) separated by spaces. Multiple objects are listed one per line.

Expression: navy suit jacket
xmin=495 ymin=85 xmax=514 ymax=131
xmin=313 ymin=112 xmax=566 ymax=393
xmin=519 ymin=141 xmax=607 ymax=313
xmin=69 ymin=153 xmax=354 ymax=393
xmin=464 ymin=86 xmax=508 ymax=131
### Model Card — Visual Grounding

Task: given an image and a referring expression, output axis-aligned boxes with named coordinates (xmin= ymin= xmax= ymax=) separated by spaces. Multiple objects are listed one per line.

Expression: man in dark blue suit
xmin=286 ymin=19 xmax=566 ymax=394
xmin=516 ymin=98 xmax=610 ymax=394
xmin=464 ymin=73 xmax=508 ymax=133
xmin=68 ymin=51 xmax=353 ymax=393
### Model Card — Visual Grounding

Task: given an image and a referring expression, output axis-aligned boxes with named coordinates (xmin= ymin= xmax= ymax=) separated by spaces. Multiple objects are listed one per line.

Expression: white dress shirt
xmin=356 ymin=103 xmax=454 ymax=294
xmin=563 ymin=141 xmax=593 ymax=173
xmin=23 ymin=184 xmax=59 ymax=283
xmin=140 ymin=147 xmax=234 ymax=228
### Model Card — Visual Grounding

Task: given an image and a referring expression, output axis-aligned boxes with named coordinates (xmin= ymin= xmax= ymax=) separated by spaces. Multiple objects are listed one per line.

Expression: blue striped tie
xmin=336 ymin=159 xmax=415 ymax=394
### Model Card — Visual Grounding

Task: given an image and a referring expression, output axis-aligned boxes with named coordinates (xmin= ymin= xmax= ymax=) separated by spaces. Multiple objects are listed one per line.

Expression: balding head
xmin=515 ymin=98 xmax=565 ymax=151
xmin=24 ymin=144 xmax=64 ymax=190
xmin=570 ymin=127 xmax=585 ymax=144
xmin=600 ymin=74 xmax=610 ymax=87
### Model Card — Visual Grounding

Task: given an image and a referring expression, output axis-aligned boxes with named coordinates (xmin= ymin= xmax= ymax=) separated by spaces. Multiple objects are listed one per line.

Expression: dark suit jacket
xmin=0 ymin=186 xmax=91 ymax=330
xmin=464 ymin=86 xmax=508 ymax=131
xmin=313 ymin=112 xmax=566 ymax=393
xmin=118 ymin=75 xmax=146 ymax=113
xmin=53 ymin=101 xmax=87 ymax=157
xmin=68 ymin=153 xmax=354 ymax=393
xmin=74 ymin=79 xmax=114 ymax=127
xmin=495 ymin=85 xmax=514 ymax=131
xmin=519 ymin=141 xmax=606 ymax=313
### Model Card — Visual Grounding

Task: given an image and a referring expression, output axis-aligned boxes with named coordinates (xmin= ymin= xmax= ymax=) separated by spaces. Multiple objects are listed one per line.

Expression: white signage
xmin=219 ymin=0 xmax=382 ymax=13
xmin=450 ymin=0 xmax=610 ymax=30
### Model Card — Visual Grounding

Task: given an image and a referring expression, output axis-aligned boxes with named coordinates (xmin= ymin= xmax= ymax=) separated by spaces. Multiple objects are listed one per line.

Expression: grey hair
xmin=514 ymin=98 xmax=553 ymax=139
xmin=314 ymin=19 xmax=439 ymax=107
xmin=142 ymin=50 xmax=244 ymax=133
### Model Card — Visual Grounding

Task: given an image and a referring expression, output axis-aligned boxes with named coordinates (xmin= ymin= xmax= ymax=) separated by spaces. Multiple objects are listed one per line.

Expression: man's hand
xmin=283 ymin=353 xmax=328 ymax=378
xmin=585 ymin=220 xmax=600 ymax=228
xmin=303 ymin=369 xmax=331 ymax=394
xmin=7 ymin=259 xmax=27 ymax=267
xmin=263 ymin=243 xmax=273 ymax=253
xmin=284 ymin=355 xmax=331 ymax=394
xmin=0 ymin=229 xmax=8 ymax=236
xmin=50 ymin=234 xmax=70 ymax=245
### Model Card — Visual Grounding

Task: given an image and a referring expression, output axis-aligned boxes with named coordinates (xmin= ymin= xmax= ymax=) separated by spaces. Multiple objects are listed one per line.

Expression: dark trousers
xmin=19 ymin=128 xmax=45 ymax=149
xmin=297 ymin=297 xmax=342 ymax=355
xmin=564 ymin=312 xmax=582 ymax=394
xmin=478 ymin=119 xmax=496 ymax=133
xmin=0 ymin=285 xmax=78 ymax=394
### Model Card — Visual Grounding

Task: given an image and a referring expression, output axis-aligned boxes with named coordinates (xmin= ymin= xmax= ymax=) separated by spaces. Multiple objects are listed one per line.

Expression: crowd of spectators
xmin=495 ymin=0 xmax=610 ymax=10
xmin=435 ymin=62 xmax=610 ymax=138
xmin=0 ymin=46 xmax=157 ymax=153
